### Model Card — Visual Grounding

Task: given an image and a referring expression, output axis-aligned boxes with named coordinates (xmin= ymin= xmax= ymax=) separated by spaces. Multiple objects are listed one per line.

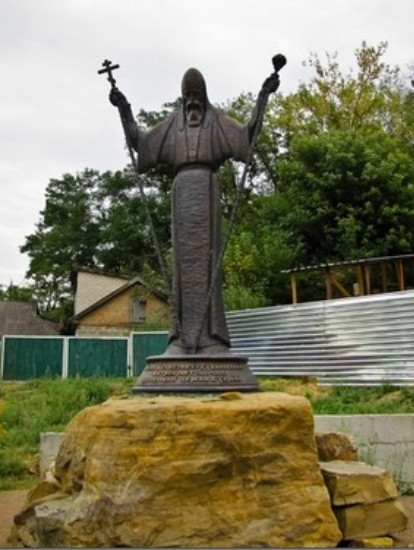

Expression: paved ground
xmin=0 ymin=490 xmax=413 ymax=547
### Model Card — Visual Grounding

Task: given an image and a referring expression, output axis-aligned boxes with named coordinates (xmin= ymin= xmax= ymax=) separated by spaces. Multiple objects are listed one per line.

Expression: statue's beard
xmin=186 ymin=102 xmax=204 ymax=127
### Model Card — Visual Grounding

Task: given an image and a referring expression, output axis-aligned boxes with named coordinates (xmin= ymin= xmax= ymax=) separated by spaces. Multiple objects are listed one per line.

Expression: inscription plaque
xmin=133 ymin=355 xmax=258 ymax=393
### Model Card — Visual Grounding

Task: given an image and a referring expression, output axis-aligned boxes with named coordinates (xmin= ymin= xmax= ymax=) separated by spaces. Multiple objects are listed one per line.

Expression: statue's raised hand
xmin=261 ymin=73 xmax=280 ymax=95
xmin=109 ymin=87 xmax=128 ymax=107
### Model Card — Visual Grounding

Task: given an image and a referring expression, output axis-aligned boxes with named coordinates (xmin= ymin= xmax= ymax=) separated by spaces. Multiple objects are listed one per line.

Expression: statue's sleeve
xmin=136 ymin=115 xmax=175 ymax=173
xmin=216 ymin=112 xmax=251 ymax=163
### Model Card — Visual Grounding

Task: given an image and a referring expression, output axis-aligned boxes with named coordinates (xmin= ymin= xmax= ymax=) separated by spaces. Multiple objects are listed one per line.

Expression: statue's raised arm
xmin=109 ymin=87 xmax=142 ymax=151
xmin=248 ymin=53 xmax=286 ymax=140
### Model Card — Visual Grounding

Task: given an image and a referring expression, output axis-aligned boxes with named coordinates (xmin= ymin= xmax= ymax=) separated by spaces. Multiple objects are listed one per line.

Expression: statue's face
xmin=184 ymin=89 xmax=205 ymax=127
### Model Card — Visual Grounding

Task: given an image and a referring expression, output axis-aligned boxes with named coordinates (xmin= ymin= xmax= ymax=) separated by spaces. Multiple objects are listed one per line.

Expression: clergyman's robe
xmin=136 ymin=105 xmax=250 ymax=353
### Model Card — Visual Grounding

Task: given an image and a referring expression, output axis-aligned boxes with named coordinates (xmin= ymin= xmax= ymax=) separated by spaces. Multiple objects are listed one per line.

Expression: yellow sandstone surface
xmin=11 ymin=392 xmax=341 ymax=548
xmin=315 ymin=431 xmax=359 ymax=462
xmin=320 ymin=461 xmax=399 ymax=506
xmin=348 ymin=536 xmax=395 ymax=548
xmin=334 ymin=498 xmax=407 ymax=540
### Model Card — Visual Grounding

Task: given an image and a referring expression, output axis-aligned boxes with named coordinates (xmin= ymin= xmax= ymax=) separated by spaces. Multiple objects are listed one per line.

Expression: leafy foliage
xmin=0 ymin=283 xmax=33 ymax=302
xmin=276 ymin=127 xmax=414 ymax=264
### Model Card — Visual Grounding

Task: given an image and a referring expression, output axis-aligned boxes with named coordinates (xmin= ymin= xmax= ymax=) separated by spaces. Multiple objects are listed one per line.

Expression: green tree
xmin=222 ymin=42 xmax=414 ymax=304
xmin=95 ymin=168 xmax=170 ymax=278
xmin=0 ymin=283 xmax=33 ymax=302
xmin=21 ymin=168 xmax=170 ymax=319
xmin=274 ymin=42 xmax=410 ymax=139
xmin=21 ymin=169 xmax=103 ymax=314
xmin=276 ymin=127 xmax=414 ymax=264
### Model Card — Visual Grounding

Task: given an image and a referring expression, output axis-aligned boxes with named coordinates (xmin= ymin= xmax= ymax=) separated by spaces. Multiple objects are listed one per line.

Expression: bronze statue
xmin=106 ymin=62 xmax=283 ymax=358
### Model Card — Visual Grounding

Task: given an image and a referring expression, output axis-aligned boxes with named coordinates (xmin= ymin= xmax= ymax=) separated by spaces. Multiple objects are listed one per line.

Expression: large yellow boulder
xmin=11 ymin=392 xmax=341 ymax=548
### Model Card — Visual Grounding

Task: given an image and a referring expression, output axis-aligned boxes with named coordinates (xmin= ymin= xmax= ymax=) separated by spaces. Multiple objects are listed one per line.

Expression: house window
xmin=131 ymin=298 xmax=147 ymax=323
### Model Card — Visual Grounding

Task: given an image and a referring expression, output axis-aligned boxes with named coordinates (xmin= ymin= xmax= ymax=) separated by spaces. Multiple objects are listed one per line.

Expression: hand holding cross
xmin=98 ymin=59 xmax=129 ymax=108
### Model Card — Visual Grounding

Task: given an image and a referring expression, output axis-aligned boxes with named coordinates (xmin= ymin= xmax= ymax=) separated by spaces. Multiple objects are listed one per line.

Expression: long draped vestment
xmin=136 ymin=104 xmax=250 ymax=353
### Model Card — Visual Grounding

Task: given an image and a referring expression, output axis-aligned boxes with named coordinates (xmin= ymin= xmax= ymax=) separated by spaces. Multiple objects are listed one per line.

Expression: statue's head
xmin=181 ymin=68 xmax=207 ymax=127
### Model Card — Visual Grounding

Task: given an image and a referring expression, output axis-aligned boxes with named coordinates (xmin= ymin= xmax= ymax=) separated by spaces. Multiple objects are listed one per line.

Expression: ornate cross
xmin=98 ymin=59 xmax=120 ymax=88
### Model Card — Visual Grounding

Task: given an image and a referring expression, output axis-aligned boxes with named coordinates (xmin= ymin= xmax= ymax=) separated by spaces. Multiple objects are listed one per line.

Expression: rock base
xmin=132 ymin=354 xmax=259 ymax=393
xmin=10 ymin=392 xmax=341 ymax=548
xmin=334 ymin=499 xmax=407 ymax=540
xmin=320 ymin=460 xmax=407 ymax=541
xmin=320 ymin=461 xmax=399 ymax=507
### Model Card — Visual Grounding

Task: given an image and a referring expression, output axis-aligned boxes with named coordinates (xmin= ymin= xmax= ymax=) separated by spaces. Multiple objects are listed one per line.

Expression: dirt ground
xmin=0 ymin=490 xmax=413 ymax=548
xmin=0 ymin=490 xmax=27 ymax=548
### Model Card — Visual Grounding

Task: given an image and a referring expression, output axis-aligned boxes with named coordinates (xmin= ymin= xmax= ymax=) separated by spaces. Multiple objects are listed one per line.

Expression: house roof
xmin=70 ymin=275 xmax=169 ymax=322
xmin=0 ymin=301 xmax=61 ymax=336
xmin=70 ymin=267 xmax=130 ymax=292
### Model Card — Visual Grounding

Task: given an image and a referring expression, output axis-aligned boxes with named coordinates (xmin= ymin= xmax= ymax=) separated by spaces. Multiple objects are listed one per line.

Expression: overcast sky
xmin=1 ymin=0 xmax=413 ymax=289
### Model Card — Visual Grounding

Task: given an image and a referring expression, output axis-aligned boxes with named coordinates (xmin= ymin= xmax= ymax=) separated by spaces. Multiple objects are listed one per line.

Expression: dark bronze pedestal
xmin=132 ymin=355 xmax=259 ymax=393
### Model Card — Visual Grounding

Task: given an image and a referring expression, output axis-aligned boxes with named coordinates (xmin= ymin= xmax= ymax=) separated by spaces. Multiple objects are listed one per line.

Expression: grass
xmin=258 ymin=377 xmax=414 ymax=414
xmin=1 ymin=376 xmax=414 ymax=490
xmin=310 ymin=385 xmax=414 ymax=414
xmin=0 ymin=377 xmax=134 ymax=489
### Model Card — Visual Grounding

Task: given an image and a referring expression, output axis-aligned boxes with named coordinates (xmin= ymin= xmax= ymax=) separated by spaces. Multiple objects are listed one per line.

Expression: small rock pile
xmin=316 ymin=431 xmax=408 ymax=547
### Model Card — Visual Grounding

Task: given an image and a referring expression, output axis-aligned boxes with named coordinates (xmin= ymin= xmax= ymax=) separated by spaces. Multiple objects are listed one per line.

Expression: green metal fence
xmin=0 ymin=333 xmax=169 ymax=380
xmin=1 ymin=336 xmax=64 ymax=380
xmin=131 ymin=332 xmax=168 ymax=376
xmin=67 ymin=338 xmax=129 ymax=378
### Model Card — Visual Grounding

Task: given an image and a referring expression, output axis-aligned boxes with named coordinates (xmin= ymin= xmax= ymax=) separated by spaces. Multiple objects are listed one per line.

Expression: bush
xmin=0 ymin=451 xmax=27 ymax=477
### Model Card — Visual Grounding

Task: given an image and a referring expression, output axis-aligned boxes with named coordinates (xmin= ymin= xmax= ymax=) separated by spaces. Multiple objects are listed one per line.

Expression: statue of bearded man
xmin=110 ymin=67 xmax=279 ymax=356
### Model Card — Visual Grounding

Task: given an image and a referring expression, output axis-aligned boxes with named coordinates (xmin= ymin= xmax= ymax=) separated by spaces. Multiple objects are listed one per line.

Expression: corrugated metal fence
xmin=227 ymin=290 xmax=414 ymax=385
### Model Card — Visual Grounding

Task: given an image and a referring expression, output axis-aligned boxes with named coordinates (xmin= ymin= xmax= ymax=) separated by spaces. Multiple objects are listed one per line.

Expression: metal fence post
xmin=62 ymin=337 xmax=69 ymax=379
xmin=0 ymin=336 xmax=4 ymax=380
xmin=127 ymin=334 xmax=133 ymax=378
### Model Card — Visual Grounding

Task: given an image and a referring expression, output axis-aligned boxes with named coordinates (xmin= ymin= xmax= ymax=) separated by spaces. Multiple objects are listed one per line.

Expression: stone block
xmin=10 ymin=392 xmax=341 ymax=548
xmin=315 ymin=431 xmax=358 ymax=462
xmin=314 ymin=414 xmax=414 ymax=487
xmin=39 ymin=432 xmax=64 ymax=477
xmin=348 ymin=536 xmax=394 ymax=547
xmin=320 ymin=460 xmax=399 ymax=506
xmin=334 ymin=498 xmax=407 ymax=540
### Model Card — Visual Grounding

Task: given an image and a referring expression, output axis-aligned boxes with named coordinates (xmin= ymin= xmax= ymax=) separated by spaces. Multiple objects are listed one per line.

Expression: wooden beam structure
xmin=283 ymin=253 xmax=414 ymax=303
xmin=325 ymin=269 xmax=332 ymax=299
xmin=396 ymin=259 xmax=405 ymax=291
xmin=324 ymin=268 xmax=351 ymax=299
xmin=290 ymin=272 xmax=298 ymax=304
xmin=363 ymin=264 xmax=371 ymax=295
xmin=381 ymin=261 xmax=388 ymax=293
xmin=356 ymin=265 xmax=365 ymax=296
